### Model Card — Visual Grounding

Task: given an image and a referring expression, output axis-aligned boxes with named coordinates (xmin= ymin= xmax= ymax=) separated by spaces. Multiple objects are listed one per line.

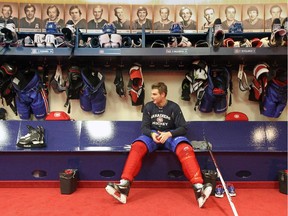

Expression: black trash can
xmin=202 ymin=169 xmax=218 ymax=195
xmin=59 ymin=169 xmax=78 ymax=194
xmin=278 ymin=170 xmax=288 ymax=195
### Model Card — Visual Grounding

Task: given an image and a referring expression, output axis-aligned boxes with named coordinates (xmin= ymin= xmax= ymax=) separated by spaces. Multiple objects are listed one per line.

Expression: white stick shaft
xmin=209 ymin=150 xmax=239 ymax=216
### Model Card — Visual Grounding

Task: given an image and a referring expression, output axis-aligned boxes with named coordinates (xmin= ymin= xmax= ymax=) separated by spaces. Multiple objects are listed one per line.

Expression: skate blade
xmin=198 ymin=186 xmax=212 ymax=208
xmin=105 ymin=185 xmax=127 ymax=204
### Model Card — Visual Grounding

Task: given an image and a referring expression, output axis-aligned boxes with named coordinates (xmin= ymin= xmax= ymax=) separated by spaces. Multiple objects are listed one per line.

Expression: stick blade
xmin=191 ymin=140 xmax=213 ymax=150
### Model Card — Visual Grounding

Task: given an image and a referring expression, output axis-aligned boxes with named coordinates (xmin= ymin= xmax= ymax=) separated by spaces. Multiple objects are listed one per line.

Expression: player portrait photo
xmin=242 ymin=5 xmax=264 ymax=32
xmin=42 ymin=4 xmax=65 ymax=32
xmin=87 ymin=4 xmax=109 ymax=33
xmin=110 ymin=5 xmax=130 ymax=33
xmin=131 ymin=5 xmax=153 ymax=33
xmin=65 ymin=4 xmax=87 ymax=32
xmin=219 ymin=5 xmax=242 ymax=32
xmin=197 ymin=5 xmax=219 ymax=33
xmin=264 ymin=4 xmax=287 ymax=32
xmin=175 ymin=5 xmax=197 ymax=33
xmin=0 ymin=3 xmax=19 ymax=28
xmin=153 ymin=5 xmax=175 ymax=33
xmin=19 ymin=3 xmax=42 ymax=32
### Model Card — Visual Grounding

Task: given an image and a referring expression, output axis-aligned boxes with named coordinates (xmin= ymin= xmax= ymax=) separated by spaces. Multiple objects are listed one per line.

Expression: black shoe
xmin=193 ymin=183 xmax=213 ymax=208
xmin=17 ymin=125 xmax=46 ymax=148
xmin=105 ymin=180 xmax=131 ymax=204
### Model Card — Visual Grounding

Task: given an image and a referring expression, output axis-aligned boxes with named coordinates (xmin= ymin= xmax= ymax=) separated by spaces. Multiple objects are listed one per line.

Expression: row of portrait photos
xmin=0 ymin=3 xmax=287 ymax=33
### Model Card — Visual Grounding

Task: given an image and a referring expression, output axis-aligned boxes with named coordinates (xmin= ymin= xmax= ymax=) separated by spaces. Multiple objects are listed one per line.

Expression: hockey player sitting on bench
xmin=105 ymin=82 xmax=212 ymax=207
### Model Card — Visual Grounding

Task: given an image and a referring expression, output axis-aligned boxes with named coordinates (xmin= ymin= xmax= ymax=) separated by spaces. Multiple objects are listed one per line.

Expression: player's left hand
xmin=157 ymin=131 xmax=172 ymax=144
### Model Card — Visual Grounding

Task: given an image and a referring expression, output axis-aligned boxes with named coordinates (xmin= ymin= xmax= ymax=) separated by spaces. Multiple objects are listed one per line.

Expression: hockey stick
xmin=205 ymin=139 xmax=239 ymax=216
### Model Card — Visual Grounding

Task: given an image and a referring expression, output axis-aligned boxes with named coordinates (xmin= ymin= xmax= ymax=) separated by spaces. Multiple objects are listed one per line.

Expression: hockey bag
xmin=248 ymin=63 xmax=269 ymax=102
xmin=64 ymin=66 xmax=83 ymax=113
xmin=80 ymin=67 xmax=106 ymax=115
xmin=0 ymin=63 xmax=17 ymax=114
xmin=45 ymin=111 xmax=72 ymax=121
xmin=127 ymin=64 xmax=145 ymax=107
xmin=50 ymin=64 xmax=66 ymax=93
xmin=181 ymin=60 xmax=208 ymax=101
xmin=260 ymin=67 xmax=287 ymax=118
xmin=114 ymin=68 xmax=125 ymax=97
xmin=196 ymin=65 xmax=232 ymax=113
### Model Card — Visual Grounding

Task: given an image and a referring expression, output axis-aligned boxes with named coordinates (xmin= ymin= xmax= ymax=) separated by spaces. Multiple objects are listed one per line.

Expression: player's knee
xmin=176 ymin=143 xmax=194 ymax=160
xmin=131 ymin=141 xmax=148 ymax=155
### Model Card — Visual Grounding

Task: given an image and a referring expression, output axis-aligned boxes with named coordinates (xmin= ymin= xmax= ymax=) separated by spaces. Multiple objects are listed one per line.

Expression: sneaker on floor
xmin=215 ymin=184 xmax=224 ymax=198
xmin=193 ymin=183 xmax=212 ymax=208
xmin=227 ymin=183 xmax=236 ymax=197
xmin=105 ymin=179 xmax=131 ymax=204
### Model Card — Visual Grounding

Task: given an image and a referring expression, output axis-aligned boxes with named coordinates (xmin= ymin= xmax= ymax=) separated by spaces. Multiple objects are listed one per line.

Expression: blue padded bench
xmin=0 ymin=121 xmax=286 ymax=182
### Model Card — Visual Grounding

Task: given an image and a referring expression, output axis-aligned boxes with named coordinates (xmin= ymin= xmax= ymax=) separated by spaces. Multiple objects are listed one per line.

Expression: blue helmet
xmin=169 ymin=22 xmax=184 ymax=33
xmin=102 ymin=23 xmax=117 ymax=34
xmin=46 ymin=22 xmax=58 ymax=34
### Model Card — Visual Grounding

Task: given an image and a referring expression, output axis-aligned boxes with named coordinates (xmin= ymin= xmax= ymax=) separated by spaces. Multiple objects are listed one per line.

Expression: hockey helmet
xmin=62 ymin=21 xmax=76 ymax=42
xmin=46 ymin=21 xmax=58 ymax=34
xmin=169 ymin=22 xmax=184 ymax=33
xmin=102 ymin=23 xmax=117 ymax=34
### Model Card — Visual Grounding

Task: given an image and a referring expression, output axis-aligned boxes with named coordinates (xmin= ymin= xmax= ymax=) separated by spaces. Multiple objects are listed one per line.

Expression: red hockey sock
xmin=176 ymin=143 xmax=203 ymax=184
xmin=121 ymin=141 xmax=148 ymax=182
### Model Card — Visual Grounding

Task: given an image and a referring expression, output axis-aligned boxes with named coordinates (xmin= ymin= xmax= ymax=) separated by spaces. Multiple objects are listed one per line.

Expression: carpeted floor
xmin=0 ymin=187 xmax=286 ymax=216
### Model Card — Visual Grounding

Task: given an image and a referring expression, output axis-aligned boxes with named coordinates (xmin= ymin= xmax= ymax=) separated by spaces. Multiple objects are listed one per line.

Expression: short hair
xmin=93 ymin=5 xmax=103 ymax=13
xmin=152 ymin=82 xmax=168 ymax=96
xmin=179 ymin=7 xmax=192 ymax=17
xmin=24 ymin=4 xmax=36 ymax=13
xmin=114 ymin=6 xmax=123 ymax=16
xmin=137 ymin=6 xmax=148 ymax=17
xmin=159 ymin=7 xmax=170 ymax=15
xmin=204 ymin=7 xmax=214 ymax=14
xmin=46 ymin=5 xmax=60 ymax=17
xmin=270 ymin=5 xmax=282 ymax=14
xmin=69 ymin=5 xmax=82 ymax=16
xmin=2 ymin=4 xmax=13 ymax=14
xmin=225 ymin=5 xmax=236 ymax=14
xmin=247 ymin=6 xmax=258 ymax=15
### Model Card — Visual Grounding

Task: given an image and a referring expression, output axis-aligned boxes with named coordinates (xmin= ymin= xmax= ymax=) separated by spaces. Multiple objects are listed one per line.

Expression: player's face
xmin=204 ymin=9 xmax=214 ymax=22
xmin=93 ymin=8 xmax=102 ymax=19
xmin=181 ymin=9 xmax=192 ymax=21
xmin=248 ymin=10 xmax=258 ymax=20
xmin=48 ymin=7 xmax=58 ymax=21
xmin=138 ymin=10 xmax=147 ymax=21
xmin=115 ymin=8 xmax=124 ymax=20
xmin=226 ymin=8 xmax=236 ymax=21
xmin=151 ymin=89 xmax=164 ymax=105
xmin=271 ymin=7 xmax=281 ymax=19
xmin=70 ymin=8 xmax=81 ymax=21
xmin=25 ymin=7 xmax=35 ymax=20
xmin=2 ymin=6 xmax=12 ymax=19
xmin=160 ymin=9 xmax=169 ymax=20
